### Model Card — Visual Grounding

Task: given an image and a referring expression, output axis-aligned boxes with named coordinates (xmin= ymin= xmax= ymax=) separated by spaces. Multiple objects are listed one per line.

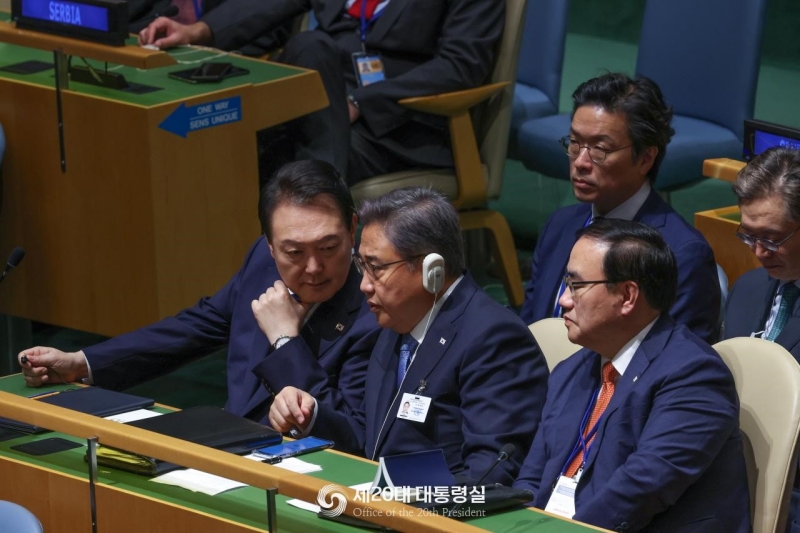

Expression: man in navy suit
xmin=724 ymin=147 xmax=800 ymax=533
xmin=519 ymin=73 xmax=720 ymax=343
xmin=270 ymin=188 xmax=549 ymax=485
xmin=18 ymin=160 xmax=380 ymax=424
xmin=515 ymin=219 xmax=750 ymax=532
xmin=137 ymin=0 xmax=502 ymax=184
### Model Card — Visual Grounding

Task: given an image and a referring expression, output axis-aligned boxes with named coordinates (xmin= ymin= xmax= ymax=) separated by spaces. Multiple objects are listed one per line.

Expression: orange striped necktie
xmin=565 ymin=361 xmax=618 ymax=478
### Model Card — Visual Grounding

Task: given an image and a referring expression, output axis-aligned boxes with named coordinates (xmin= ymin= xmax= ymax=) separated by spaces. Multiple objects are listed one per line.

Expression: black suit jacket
xmin=724 ymin=267 xmax=800 ymax=362
xmin=202 ymin=0 xmax=503 ymax=138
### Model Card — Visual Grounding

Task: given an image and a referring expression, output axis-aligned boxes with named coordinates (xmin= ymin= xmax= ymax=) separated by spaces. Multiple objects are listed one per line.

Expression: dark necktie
xmin=396 ymin=334 xmax=418 ymax=389
xmin=766 ymin=283 xmax=800 ymax=341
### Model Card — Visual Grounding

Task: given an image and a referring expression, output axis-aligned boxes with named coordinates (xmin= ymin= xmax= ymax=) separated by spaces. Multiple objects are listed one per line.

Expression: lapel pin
xmin=632 ymin=375 xmax=638 ymax=383
xmin=439 ymin=337 xmax=446 ymax=345
xmin=335 ymin=323 xmax=344 ymax=331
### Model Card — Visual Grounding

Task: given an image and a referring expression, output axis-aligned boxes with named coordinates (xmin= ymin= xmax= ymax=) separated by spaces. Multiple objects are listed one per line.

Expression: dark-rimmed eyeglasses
xmin=735 ymin=224 xmax=800 ymax=252
xmin=563 ymin=276 xmax=616 ymax=298
xmin=560 ymin=136 xmax=633 ymax=164
xmin=353 ymin=252 xmax=423 ymax=280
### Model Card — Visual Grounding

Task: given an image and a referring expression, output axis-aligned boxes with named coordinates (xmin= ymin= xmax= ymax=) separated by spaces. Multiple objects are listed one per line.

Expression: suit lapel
xmin=582 ymin=316 xmax=672 ymax=473
xmin=366 ymin=0 xmax=407 ymax=45
xmin=303 ymin=265 xmax=364 ymax=357
xmin=366 ymin=330 xmax=401 ymax=455
xmin=541 ymin=205 xmax=591 ymax=317
xmin=633 ymin=189 xmax=668 ymax=229
xmin=316 ymin=0 xmax=349 ymax=29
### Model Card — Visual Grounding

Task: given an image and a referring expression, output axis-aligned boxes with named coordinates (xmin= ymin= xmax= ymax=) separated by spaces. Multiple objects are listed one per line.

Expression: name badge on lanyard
xmin=544 ymin=475 xmax=578 ymax=518
xmin=351 ymin=0 xmax=386 ymax=86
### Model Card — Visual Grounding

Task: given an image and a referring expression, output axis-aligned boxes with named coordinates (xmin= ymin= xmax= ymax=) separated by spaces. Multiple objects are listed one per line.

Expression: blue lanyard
xmin=359 ymin=0 xmax=385 ymax=45
xmin=192 ymin=0 xmax=203 ymax=19
xmin=560 ymin=385 xmax=601 ymax=477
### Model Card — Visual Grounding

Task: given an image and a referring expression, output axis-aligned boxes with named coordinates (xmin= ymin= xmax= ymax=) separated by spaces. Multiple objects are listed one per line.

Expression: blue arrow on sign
xmin=159 ymin=96 xmax=243 ymax=138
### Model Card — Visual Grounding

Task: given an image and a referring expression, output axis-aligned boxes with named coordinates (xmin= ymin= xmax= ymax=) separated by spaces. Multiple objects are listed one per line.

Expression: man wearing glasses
xmin=515 ymin=218 xmax=750 ymax=533
xmin=270 ymin=187 xmax=548 ymax=485
xmin=724 ymin=147 xmax=800 ymax=360
xmin=724 ymin=147 xmax=800 ymax=533
xmin=519 ymin=73 xmax=720 ymax=343
xmin=19 ymin=161 xmax=380 ymax=424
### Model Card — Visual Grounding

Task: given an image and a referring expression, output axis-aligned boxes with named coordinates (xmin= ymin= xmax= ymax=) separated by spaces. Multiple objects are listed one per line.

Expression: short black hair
xmin=358 ymin=187 xmax=465 ymax=276
xmin=572 ymin=73 xmax=675 ymax=181
xmin=577 ymin=218 xmax=677 ymax=313
xmin=258 ymin=160 xmax=356 ymax=240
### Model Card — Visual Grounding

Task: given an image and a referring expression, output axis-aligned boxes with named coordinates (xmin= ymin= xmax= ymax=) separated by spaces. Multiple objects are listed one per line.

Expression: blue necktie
xmin=397 ymin=335 xmax=418 ymax=389
xmin=766 ymin=283 xmax=800 ymax=341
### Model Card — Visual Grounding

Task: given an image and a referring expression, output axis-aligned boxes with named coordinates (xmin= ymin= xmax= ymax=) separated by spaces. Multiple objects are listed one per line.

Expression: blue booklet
xmin=372 ymin=449 xmax=455 ymax=495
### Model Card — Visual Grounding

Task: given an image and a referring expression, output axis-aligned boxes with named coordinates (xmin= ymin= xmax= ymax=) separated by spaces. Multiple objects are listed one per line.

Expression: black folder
xmin=0 ymin=387 xmax=155 ymax=434
xmin=95 ymin=406 xmax=283 ymax=475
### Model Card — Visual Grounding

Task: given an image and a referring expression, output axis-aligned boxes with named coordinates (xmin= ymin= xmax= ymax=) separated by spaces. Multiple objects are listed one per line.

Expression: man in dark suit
xmin=724 ymin=146 xmax=800 ymax=533
xmin=269 ymin=188 xmax=549 ymax=485
xmin=519 ymin=73 xmax=720 ymax=343
xmin=137 ymin=0 xmax=503 ymax=184
xmin=128 ymin=0 xmax=290 ymax=56
xmin=18 ymin=161 xmax=380 ymax=424
xmin=515 ymin=218 xmax=750 ymax=533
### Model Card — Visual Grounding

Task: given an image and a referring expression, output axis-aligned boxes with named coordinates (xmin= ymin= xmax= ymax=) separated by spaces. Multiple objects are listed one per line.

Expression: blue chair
xmin=0 ymin=501 xmax=43 ymax=533
xmin=508 ymin=0 xmax=570 ymax=159
xmin=516 ymin=0 xmax=767 ymax=191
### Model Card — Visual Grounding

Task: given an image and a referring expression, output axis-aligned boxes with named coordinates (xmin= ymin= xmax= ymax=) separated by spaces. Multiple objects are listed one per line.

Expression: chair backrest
xmin=473 ymin=0 xmax=528 ymax=199
xmin=528 ymin=318 xmax=580 ymax=371
xmin=713 ymin=337 xmax=800 ymax=533
xmin=0 ymin=501 xmax=43 ymax=533
xmin=515 ymin=0 xmax=570 ymax=113
xmin=0 ymin=123 xmax=5 ymax=167
xmin=635 ymin=0 xmax=766 ymax=140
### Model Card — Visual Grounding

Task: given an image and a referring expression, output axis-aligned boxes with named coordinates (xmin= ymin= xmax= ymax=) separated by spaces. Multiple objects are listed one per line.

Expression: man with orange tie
xmin=514 ymin=219 xmax=750 ymax=533
xmin=137 ymin=0 xmax=502 ymax=184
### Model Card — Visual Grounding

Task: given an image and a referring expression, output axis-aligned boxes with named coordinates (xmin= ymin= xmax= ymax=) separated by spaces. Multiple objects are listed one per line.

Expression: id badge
xmin=352 ymin=51 xmax=386 ymax=87
xmin=544 ymin=475 xmax=577 ymax=519
xmin=398 ymin=392 xmax=431 ymax=423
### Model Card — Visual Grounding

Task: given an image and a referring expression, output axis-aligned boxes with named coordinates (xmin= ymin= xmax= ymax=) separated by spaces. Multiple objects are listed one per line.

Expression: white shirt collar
xmin=592 ymin=181 xmax=651 ymax=221
xmin=603 ymin=316 xmax=659 ymax=377
xmin=408 ymin=274 xmax=464 ymax=344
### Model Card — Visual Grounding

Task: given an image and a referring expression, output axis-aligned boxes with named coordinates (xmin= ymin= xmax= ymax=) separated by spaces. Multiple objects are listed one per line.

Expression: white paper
xmin=105 ymin=409 xmax=163 ymax=423
xmin=151 ymin=469 xmax=246 ymax=496
xmin=286 ymin=482 xmax=373 ymax=513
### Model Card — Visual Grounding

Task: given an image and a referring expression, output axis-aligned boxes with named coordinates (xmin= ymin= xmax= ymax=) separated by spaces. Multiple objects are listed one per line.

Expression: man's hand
xmin=269 ymin=386 xmax=316 ymax=433
xmin=138 ymin=18 xmax=212 ymax=49
xmin=251 ymin=280 xmax=312 ymax=346
xmin=18 ymin=347 xmax=89 ymax=387
xmin=348 ymin=100 xmax=360 ymax=123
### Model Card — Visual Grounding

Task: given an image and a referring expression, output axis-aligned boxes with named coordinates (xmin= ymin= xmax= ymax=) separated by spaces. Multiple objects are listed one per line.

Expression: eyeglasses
xmin=735 ymin=224 xmax=800 ymax=252
xmin=563 ymin=276 xmax=615 ymax=298
xmin=353 ymin=252 xmax=423 ymax=280
xmin=560 ymin=136 xmax=633 ymax=164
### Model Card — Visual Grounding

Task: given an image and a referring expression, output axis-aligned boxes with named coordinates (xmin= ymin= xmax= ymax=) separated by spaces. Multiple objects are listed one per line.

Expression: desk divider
xmin=0 ymin=391 xmax=486 ymax=532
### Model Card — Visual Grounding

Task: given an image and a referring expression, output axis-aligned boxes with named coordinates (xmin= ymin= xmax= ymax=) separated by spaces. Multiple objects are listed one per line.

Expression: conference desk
xmin=695 ymin=158 xmax=760 ymax=285
xmin=0 ymin=14 xmax=327 ymax=336
xmin=0 ymin=376 xmax=606 ymax=532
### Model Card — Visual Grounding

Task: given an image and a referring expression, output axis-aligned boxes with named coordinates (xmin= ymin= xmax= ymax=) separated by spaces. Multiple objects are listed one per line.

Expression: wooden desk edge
xmin=703 ymin=158 xmax=747 ymax=183
xmin=0 ymin=21 xmax=176 ymax=68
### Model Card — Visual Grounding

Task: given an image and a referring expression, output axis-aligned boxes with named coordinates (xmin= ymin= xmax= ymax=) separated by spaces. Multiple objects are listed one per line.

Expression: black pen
xmin=261 ymin=456 xmax=283 ymax=465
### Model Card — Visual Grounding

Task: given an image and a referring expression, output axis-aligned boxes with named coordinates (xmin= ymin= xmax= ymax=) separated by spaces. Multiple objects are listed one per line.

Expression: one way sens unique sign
xmin=159 ymin=96 xmax=242 ymax=138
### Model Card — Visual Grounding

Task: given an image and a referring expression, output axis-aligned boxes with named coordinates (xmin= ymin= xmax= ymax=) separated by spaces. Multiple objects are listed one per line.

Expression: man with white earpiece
xmin=270 ymin=187 xmax=549 ymax=486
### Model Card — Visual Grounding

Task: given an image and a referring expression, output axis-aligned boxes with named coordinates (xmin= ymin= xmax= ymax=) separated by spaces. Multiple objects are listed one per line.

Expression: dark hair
xmin=572 ymin=73 xmax=675 ymax=181
xmin=733 ymin=147 xmax=800 ymax=223
xmin=258 ymin=160 xmax=356 ymax=240
xmin=358 ymin=187 xmax=465 ymax=276
xmin=577 ymin=218 xmax=677 ymax=312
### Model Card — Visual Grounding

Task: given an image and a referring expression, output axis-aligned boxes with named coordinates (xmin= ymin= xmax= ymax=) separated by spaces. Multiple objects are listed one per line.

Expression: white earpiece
xmin=422 ymin=253 xmax=445 ymax=294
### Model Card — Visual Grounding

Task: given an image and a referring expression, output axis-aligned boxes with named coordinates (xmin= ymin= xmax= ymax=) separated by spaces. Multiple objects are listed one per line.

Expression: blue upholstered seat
xmin=0 ymin=501 xmax=43 ymax=533
xmin=516 ymin=0 xmax=767 ymax=190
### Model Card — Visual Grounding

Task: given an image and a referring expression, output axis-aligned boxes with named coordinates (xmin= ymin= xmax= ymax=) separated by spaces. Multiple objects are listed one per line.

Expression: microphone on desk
xmin=449 ymin=443 xmax=516 ymax=515
xmin=0 ymin=246 xmax=24 ymax=284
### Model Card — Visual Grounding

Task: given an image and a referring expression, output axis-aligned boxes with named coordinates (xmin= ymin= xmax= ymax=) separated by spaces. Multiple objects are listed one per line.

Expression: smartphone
xmin=190 ymin=62 xmax=232 ymax=82
xmin=253 ymin=436 xmax=334 ymax=460
xmin=169 ymin=63 xmax=249 ymax=84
